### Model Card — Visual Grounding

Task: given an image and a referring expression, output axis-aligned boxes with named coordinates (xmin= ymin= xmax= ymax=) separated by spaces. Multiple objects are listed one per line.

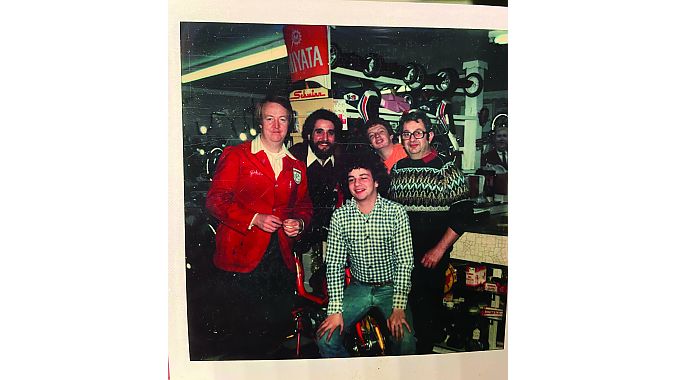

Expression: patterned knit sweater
xmin=388 ymin=150 xmax=473 ymax=258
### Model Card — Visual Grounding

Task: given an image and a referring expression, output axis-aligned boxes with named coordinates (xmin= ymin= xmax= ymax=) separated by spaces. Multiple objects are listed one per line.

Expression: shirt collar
xmin=421 ymin=149 xmax=438 ymax=163
xmin=349 ymin=193 xmax=382 ymax=215
xmin=251 ymin=136 xmax=297 ymax=160
xmin=306 ymin=144 xmax=334 ymax=167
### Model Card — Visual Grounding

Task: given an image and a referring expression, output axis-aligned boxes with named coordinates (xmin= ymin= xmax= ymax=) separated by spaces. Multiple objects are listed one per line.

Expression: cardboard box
xmin=465 ymin=265 xmax=487 ymax=287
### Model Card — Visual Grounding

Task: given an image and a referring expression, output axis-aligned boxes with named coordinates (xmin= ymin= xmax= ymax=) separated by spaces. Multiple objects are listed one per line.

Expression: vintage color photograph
xmin=178 ymin=20 xmax=508 ymax=361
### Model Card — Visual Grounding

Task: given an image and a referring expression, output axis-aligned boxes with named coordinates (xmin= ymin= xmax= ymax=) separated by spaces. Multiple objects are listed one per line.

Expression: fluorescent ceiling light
xmin=488 ymin=30 xmax=508 ymax=45
xmin=181 ymin=44 xmax=288 ymax=83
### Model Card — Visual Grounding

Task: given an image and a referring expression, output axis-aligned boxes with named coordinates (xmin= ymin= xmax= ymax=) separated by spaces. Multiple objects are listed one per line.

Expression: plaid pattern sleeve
xmin=325 ymin=196 xmax=414 ymax=315
xmin=391 ymin=205 xmax=414 ymax=310
xmin=325 ymin=209 xmax=348 ymax=315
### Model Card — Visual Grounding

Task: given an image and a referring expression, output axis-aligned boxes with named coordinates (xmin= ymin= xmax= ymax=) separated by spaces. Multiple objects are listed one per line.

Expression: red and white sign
xmin=289 ymin=87 xmax=329 ymax=101
xmin=480 ymin=306 xmax=504 ymax=319
xmin=283 ymin=25 xmax=329 ymax=82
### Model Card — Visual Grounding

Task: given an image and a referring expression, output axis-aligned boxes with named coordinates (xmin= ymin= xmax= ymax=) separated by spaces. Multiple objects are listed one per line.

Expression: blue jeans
xmin=317 ymin=281 xmax=416 ymax=357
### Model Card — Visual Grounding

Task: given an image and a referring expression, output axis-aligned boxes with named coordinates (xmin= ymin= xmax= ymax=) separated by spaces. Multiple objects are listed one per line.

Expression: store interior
xmin=179 ymin=21 xmax=508 ymax=360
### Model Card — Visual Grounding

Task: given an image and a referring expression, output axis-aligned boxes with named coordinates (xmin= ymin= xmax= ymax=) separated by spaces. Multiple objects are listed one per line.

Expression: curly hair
xmin=398 ymin=110 xmax=432 ymax=133
xmin=339 ymin=148 xmax=390 ymax=198
xmin=301 ymin=109 xmax=342 ymax=141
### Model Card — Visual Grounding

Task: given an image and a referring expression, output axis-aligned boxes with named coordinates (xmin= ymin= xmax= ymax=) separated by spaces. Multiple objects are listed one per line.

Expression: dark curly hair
xmin=339 ymin=148 xmax=390 ymax=198
xmin=302 ymin=108 xmax=342 ymax=141
xmin=398 ymin=109 xmax=432 ymax=133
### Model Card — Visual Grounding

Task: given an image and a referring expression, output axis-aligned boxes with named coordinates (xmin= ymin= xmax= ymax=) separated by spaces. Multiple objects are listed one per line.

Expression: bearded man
xmin=289 ymin=109 xmax=344 ymax=290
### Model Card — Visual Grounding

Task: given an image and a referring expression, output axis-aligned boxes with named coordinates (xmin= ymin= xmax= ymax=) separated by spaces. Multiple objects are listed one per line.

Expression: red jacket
xmin=206 ymin=141 xmax=313 ymax=273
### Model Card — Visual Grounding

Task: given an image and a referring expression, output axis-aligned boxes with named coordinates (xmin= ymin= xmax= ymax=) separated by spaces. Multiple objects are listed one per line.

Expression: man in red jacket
xmin=206 ymin=95 xmax=313 ymax=359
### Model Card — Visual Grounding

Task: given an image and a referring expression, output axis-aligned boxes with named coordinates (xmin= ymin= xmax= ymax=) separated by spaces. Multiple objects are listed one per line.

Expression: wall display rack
xmin=293 ymin=41 xmax=489 ymax=172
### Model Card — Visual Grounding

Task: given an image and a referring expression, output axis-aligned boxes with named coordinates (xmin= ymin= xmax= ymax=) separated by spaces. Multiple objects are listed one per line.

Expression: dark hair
xmin=301 ymin=109 xmax=342 ymax=141
xmin=339 ymin=148 xmax=390 ymax=197
xmin=364 ymin=117 xmax=394 ymax=136
xmin=255 ymin=95 xmax=294 ymax=127
xmin=399 ymin=110 xmax=432 ymax=133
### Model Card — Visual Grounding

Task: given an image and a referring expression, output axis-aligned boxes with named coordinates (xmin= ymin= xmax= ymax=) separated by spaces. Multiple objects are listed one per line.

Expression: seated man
xmin=316 ymin=152 xmax=416 ymax=357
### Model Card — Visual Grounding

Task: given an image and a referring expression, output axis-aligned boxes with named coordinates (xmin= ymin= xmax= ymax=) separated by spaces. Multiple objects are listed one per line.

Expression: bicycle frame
xmin=291 ymin=250 xmax=386 ymax=358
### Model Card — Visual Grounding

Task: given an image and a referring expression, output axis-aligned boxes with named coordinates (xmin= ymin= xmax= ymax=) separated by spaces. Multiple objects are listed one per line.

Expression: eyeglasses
xmin=400 ymin=130 xmax=429 ymax=140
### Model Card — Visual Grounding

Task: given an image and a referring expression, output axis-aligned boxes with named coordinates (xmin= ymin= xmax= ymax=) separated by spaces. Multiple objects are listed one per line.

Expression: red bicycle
xmin=290 ymin=251 xmax=387 ymax=358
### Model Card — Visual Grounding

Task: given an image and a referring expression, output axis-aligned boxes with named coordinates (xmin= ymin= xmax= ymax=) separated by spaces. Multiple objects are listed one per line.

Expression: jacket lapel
xmin=279 ymin=155 xmax=296 ymax=186
xmin=243 ymin=143 xmax=276 ymax=182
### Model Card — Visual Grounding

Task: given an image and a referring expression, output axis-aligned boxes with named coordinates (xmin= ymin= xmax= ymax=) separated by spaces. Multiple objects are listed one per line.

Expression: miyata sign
xmin=283 ymin=25 xmax=329 ymax=82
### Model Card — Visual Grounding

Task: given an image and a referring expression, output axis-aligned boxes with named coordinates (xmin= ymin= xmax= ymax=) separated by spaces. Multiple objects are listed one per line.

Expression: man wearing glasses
xmin=388 ymin=110 xmax=473 ymax=354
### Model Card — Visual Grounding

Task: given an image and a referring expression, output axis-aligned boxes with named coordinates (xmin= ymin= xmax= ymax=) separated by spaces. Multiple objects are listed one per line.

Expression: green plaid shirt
xmin=325 ymin=195 xmax=414 ymax=315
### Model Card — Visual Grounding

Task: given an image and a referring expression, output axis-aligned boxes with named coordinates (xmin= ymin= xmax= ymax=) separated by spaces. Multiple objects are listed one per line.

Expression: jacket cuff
xmin=248 ymin=213 xmax=259 ymax=230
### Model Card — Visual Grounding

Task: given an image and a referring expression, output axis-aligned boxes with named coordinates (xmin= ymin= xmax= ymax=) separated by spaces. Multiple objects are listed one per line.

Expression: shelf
xmin=332 ymin=67 xmax=405 ymax=86
xmin=332 ymin=67 xmax=471 ymax=97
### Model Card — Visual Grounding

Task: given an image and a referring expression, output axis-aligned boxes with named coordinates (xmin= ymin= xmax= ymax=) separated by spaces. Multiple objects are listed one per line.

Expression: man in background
xmin=481 ymin=126 xmax=508 ymax=170
xmin=479 ymin=126 xmax=508 ymax=200
xmin=365 ymin=117 xmax=408 ymax=173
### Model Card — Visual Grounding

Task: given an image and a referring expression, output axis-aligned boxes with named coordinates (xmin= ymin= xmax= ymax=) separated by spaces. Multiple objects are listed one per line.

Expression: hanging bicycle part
xmin=462 ymin=72 xmax=484 ymax=97
xmin=401 ymin=65 xmax=484 ymax=98
xmin=403 ymin=62 xmax=426 ymax=90
xmin=363 ymin=53 xmax=409 ymax=79
xmin=329 ymin=44 xmax=369 ymax=72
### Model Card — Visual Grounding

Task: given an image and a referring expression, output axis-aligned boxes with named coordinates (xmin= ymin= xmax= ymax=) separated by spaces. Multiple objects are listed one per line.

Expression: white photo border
xmin=169 ymin=1 xmax=508 ymax=379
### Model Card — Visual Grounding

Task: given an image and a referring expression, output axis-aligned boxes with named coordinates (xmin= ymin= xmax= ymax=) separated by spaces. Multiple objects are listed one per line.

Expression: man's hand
xmin=387 ymin=308 xmax=412 ymax=340
xmin=253 ymin=214 xmax=283 ymax=233
xmin=282 ymin=218 xmax=302 ymax=237
xmin=317 ymin=313 xmax=343 ymax=343
xmin=421 ymin=246 xmax=444 ymax=268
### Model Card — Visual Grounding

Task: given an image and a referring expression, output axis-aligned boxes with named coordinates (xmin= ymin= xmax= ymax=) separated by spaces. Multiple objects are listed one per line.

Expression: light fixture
xmin=239 ymin=132 xmax=248 ymax=141
xmin=249 ymin=128 xmax=257 ymax=136
xmin=182 ymin=44 xmax=288 ymax=83
xmin=492 ymin=113 xmax=508 ymax=130
xmin=488 ymin=30 xmax=508 ymax=45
